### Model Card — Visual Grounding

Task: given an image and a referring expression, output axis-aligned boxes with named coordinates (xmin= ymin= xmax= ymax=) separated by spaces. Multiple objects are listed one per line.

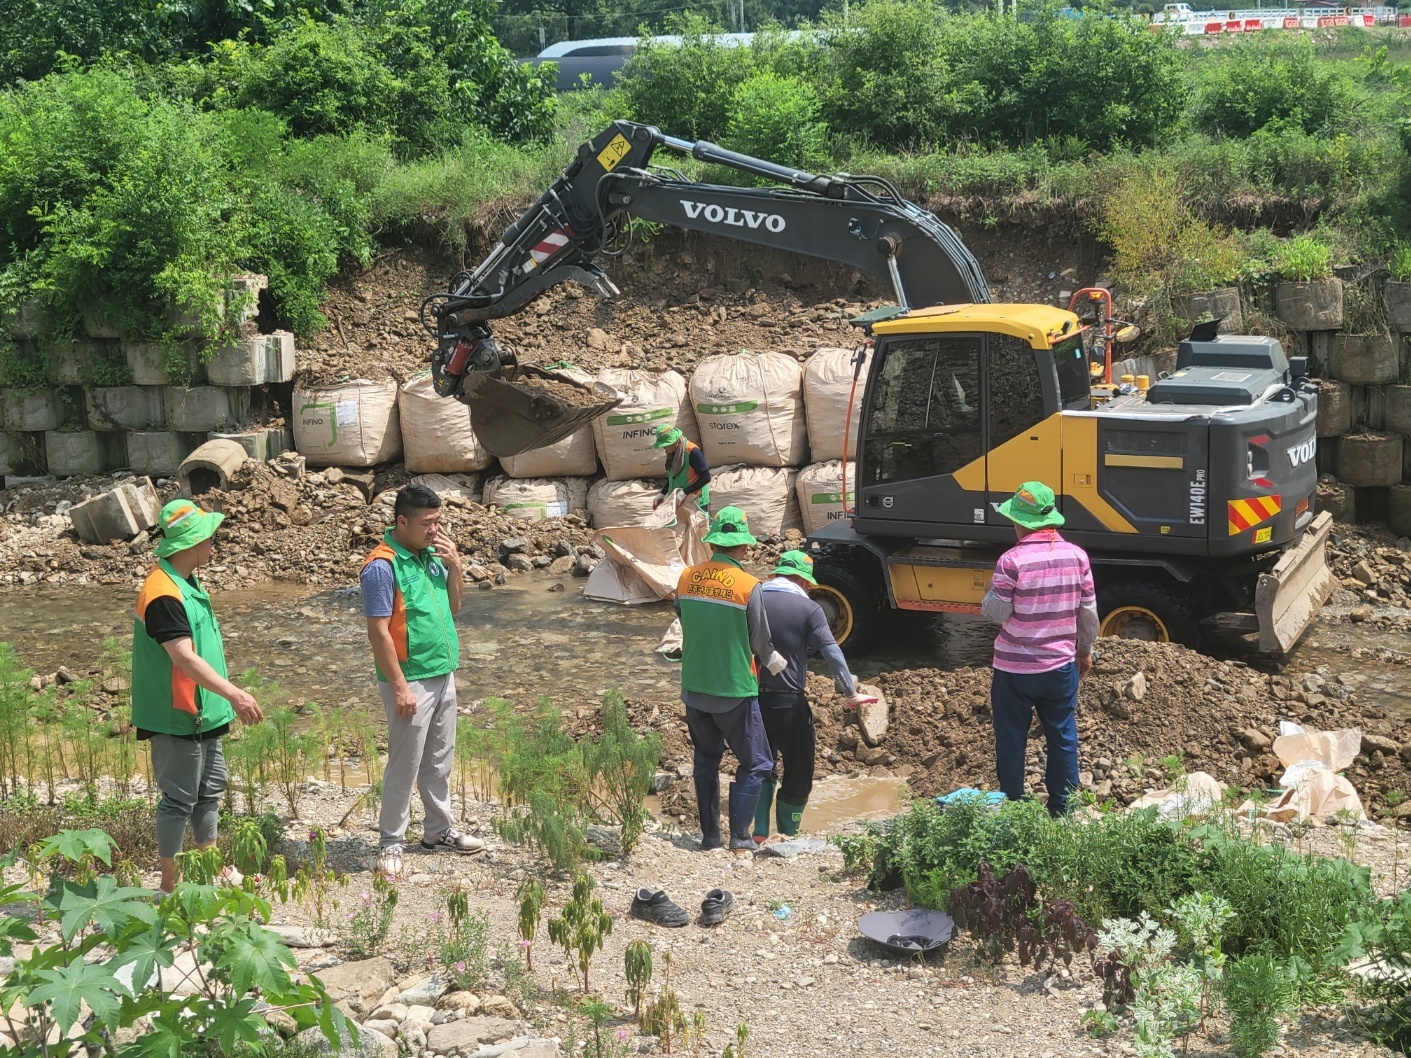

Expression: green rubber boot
xmin=753 ymin=779 xmax=776 ymax=841
xmin=776 ymin=797 xmax=806 ymax=837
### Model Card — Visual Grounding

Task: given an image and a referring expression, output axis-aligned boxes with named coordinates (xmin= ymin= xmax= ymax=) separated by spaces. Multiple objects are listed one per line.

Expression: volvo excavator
xmin=421 ymin=120 xmax=1335 ymax=655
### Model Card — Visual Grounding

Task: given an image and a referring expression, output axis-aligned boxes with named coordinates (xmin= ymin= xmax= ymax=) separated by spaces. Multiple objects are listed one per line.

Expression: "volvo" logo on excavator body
xmin=681 ymin=200 xmax=786 ymax=232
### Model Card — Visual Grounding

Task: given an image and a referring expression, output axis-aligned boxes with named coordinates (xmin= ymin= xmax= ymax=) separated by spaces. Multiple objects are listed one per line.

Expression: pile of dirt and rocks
xmin=623 ymin=638 xmax=1411 ymax=820
xmin=1326 ymin=523 xmax=1411 ymax=629
xmin=0 ymin=459 xmax=802 ymax=592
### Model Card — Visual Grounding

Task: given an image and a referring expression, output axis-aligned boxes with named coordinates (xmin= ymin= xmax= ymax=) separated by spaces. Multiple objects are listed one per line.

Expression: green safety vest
xmin=131 ymin=560 xmax=235 ymax=737
xmin=361 ymin=531 xmax=460 ymax=683
xmin=675 ymin=554 xmax=760 ymax=698
xmin=665 ymin=439 xmax=709 ymax=509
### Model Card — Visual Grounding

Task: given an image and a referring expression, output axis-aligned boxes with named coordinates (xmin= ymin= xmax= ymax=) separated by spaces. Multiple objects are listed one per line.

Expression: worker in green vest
xmin=674 ymin=506 xmax=787 ymax=852
xmin=132 ymin=499 xmax=263 ymax=894
xmin=362 ymin=483 xmax=482 ymax=881
xmin=652 ymin=425 xmax=711 ymax=512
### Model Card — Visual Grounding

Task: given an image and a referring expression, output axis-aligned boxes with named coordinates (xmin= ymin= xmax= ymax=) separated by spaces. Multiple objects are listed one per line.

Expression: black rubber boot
xmin=726 ymin=781 xmax=757 ymax=850
xmin=753 ymin=778 xmax=776 ymax=841
xmin=696 ymin=777 xmax=722 ymax=850
xmin=776 ymin=797 xmax=807 ymax=837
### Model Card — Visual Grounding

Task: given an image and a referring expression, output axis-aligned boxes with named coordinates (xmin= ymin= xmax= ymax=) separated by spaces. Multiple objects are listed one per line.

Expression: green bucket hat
xmin=997 ymin=481 xmax=1065 ymax=531
xmin=154 ymin=499 xmax=225 ymax=558
xmin=702 ymin=505 xmax=757 ymax=548
xmin=652 ymin=425 xmax=684 ymax=449
xmin=771 ymin=550 xmax=817 ymax=585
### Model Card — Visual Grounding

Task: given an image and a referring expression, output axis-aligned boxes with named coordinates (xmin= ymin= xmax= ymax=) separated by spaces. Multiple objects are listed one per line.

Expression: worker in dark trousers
xmin=753 ymin=550 xmax=872 ymax=840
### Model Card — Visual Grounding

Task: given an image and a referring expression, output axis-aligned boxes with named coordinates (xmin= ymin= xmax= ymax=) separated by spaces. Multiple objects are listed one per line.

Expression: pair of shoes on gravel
xmin=377 ymin=830 xmax=485 ymax=878
xmin=630 ymin=887 xmax=735 ymax=927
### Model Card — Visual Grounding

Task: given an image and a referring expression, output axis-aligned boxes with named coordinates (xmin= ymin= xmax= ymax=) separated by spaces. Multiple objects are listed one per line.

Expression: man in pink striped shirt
xmin=980 ymin=480 xmax=1099 ymax=816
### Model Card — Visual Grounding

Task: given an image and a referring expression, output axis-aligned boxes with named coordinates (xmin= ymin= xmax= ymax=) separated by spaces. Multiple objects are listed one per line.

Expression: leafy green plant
xmin=1275 ymin=234 xmax=1335 ymax=282
xmin=1170 ymin=892 xmax=1235 ymax=1025
xmin=439 ymin=890 xmax=491 ymax=991
xmin=723 ymin=72 xmax=828 ymax=172
xmin=548 ymin=872 xmax=613 ymax=993
xmin=0 ymin=831 xmax=350 ymax=1056
xmin=581 ymin=692 xmax=662 ymax=859
xmin=641 ymin=950 xmax=686 ymax=1050
xmin=517 ymin=876 xmax=546 ymax=969
xmin=1391 ymin=246 xmax=1411 ymax=284
xmin=1337 ymin=891 xmax=1411 ymax=1050
xmin=338 ymin=874 xmax=398 ymax=959
xmin=721 ymin=1022 xmax=750 ymax=1058
xmin=1221 ymin=955 xmax=1296 ymax=1057
xmin=492 ymin=699 xmax=592 ymax=871
xmin=1097 ymin=912 xmax=1201 ymax=1058
xmin=292 ymin=826 xmax=345 ymax=931
xmin=625 ymin=939 xmax=653 ymax=1020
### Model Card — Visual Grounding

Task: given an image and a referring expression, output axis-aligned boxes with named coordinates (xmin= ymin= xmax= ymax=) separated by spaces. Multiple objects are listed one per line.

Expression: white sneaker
xmin=420 ymin=829 xmax=485 ymax=855
xmin=375 ymin=844 xmax=404 ymax=879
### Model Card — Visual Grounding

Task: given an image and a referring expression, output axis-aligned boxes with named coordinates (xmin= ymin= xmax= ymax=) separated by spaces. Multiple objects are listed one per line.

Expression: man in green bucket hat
xmin=674 ymin=506 xmax=786 ymax=851
xmin=752 ymin=550 xmax=873 ymax=841
xmin=132 ymin=499 xmax=264 ymax=892
xmin=981 ymin=481 xmax=1098 ymax=816
xmin=652 ymin=424 xmax=711 ymax=513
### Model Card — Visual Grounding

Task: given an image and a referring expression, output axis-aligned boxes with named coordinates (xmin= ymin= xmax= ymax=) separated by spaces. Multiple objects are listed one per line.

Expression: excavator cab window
xmin=1053 ymin=335 xmax=1091 ymax=407
xmin=987 ymin=334 xmax=1047 ymax=448
xmin=862 ymin=336 xmax=982 ymax=486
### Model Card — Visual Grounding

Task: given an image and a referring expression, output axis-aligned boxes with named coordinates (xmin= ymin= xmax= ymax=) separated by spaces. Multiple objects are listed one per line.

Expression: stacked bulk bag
xmin=689 ymin=351 xmax=808 ymax=467
xmin=294 ymin=379 xmax=402 ymax=466
xmin=587 ymin=478 xmax=662 ymax=528
xmin=502 ymin=364 xmax=599 ymax=478
xmin=803 ymin=346 xmax=870 ymax=462
xmin=482 ymin=474 xmax=590 ymax=522
xmin=592 ymin=369 xmax=697 ymax=480
xmin=396 ymin=373 xmax=494 ymax=473
xmin=708 ymin=465 xmax=801 ymax=537
xmin=796 ymin=461 xmax=856 ymax=533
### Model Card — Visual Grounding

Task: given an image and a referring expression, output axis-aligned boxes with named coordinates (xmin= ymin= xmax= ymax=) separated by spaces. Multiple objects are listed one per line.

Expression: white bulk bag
xmin=592 ymin=369 xmax=698 ymax=481
xmin=795 ymin=461 xmax=856 ymax=534
xmin=482 ymin=474 xmax=590 ymax=522
xmin=709 ymin=464 xmax=801 ymax=537
xmin=396 ymin=373 xmax=492 ymax=473
xmin=803 ymin=346 xmax=869 ymax=462
xmin=587 ymin=478 xmax=662 ymax=528
xmin=690 ymin=350 xmax=808 ymax=467
xmin=294 ymin=379 xmax=402 ymax=467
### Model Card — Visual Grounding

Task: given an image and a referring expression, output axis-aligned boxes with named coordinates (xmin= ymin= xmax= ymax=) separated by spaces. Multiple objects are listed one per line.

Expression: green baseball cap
xmin=154 ymin=499 xmax=225 ymax=558
xmin=770 ymin=550 xmax=817 ymax=585
xmin=997 ymin=481 xmax=1065 ymax=531
xmin=702 ymin=505 xmax=757 ymax=547
xmin=652 ymin=425 xmax=684 ymax=449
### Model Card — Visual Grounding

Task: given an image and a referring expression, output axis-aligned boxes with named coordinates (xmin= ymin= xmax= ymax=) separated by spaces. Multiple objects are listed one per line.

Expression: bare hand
xmin=1077 ymin=653 xmax=1093 ymax=680
xmin=393 ymin=682 xmax=418 ymax=720
xmin=652 ymin=494 xmax=665 ymax=510
xmin=431 ymin=527 xmax=461 ymax=571
xmin=230 ymin=688 xmax=263 ymax=725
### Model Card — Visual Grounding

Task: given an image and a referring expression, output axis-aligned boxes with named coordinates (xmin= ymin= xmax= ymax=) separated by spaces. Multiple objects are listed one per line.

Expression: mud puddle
xmin=803 ymin=776 xmax=910 ymax=829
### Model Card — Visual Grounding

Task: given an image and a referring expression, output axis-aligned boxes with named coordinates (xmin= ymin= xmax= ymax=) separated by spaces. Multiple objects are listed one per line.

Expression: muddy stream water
xmin=1 ymin=575 xmax=1408 ymax=824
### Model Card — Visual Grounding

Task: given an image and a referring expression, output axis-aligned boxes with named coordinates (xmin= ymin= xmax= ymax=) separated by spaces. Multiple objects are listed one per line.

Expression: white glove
xmin=846 ymin=693 xmax=878 ymax=710
xmin=764 ymin=651 xmax=788 ymax=676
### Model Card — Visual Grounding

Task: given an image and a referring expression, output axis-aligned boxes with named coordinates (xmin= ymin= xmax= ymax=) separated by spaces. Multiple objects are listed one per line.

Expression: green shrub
xmin=1391 ymin=243 xmax=1411 ymax=282
xmin=618 ymin=16 xmax=756 ymax=142
xmin=723 ymin=71 xmax=828 ymax=171
xmin=1274 ymin=233 xmax=1335 ymax=281
xmin=1191 ymin=37 xmax=1357 ymax=139
xmin=1336 ymin=891 xmax=1411 ymax=1050
xmin=580 ymin=692 xmax=662 ymax=859
xmin=1193 ymin=827 xmax=1369 ymax=994
xmin=1221 ymin=955 xmax=1297 ymax=1058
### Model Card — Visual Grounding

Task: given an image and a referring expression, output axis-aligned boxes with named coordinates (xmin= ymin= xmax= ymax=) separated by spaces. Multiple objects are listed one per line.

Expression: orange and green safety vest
xmin=131 ymin=560 xmax=234 ymax=737
xmin=675 ymin=554 xmax=760 ymax=698
xmin=665 ymin=438 xmax=710 ymax=509
xmin=361 ymin=531 xmax=460 ymax=683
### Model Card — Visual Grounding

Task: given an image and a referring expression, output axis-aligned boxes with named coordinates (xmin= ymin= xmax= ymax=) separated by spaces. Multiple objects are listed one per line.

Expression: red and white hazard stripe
xmin=529 ymin=227 xmax=573 ymax=267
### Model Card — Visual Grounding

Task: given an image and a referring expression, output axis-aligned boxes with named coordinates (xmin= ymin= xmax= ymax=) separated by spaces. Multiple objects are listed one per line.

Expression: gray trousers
xmin=377 ymin=673 xmax=458 ymax=849
xmin=150 ymin=733 xmax=227 ymax=859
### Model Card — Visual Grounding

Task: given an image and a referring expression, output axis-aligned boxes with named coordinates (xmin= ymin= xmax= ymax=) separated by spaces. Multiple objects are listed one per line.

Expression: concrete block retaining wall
xmin=1 ymin=286 xmax=297 ymax=481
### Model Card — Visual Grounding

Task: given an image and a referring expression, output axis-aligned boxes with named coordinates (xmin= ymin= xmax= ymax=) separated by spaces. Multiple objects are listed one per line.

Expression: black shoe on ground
xmin=630 ymin=888 xmax=690 ymax=927
xmin=699 ymin=888 xmax=735 ymax=926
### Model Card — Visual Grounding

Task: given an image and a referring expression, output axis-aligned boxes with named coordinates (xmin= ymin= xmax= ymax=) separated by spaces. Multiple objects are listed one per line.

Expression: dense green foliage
xmin=1 ymin=1 xmax=1408 ymax=355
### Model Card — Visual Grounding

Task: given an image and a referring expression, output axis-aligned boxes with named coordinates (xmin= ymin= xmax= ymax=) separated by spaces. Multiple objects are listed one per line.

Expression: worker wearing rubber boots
xmin=753 ymin=550 xmax=871 ymax=841
xmin=652 ymin=426 xmax=711 ymax=512
xmin=981 ymin=481 xmax=1098 ymax=817
xmin=674 ymin=506 xmax=785 ymax=851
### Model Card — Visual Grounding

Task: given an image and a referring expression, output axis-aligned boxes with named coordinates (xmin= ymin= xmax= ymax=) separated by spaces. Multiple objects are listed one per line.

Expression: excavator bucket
xmin=461 ymin=366 xmax=621 ymax=458
xmin=1254 ymin=510 xmax=1336 ymax=654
